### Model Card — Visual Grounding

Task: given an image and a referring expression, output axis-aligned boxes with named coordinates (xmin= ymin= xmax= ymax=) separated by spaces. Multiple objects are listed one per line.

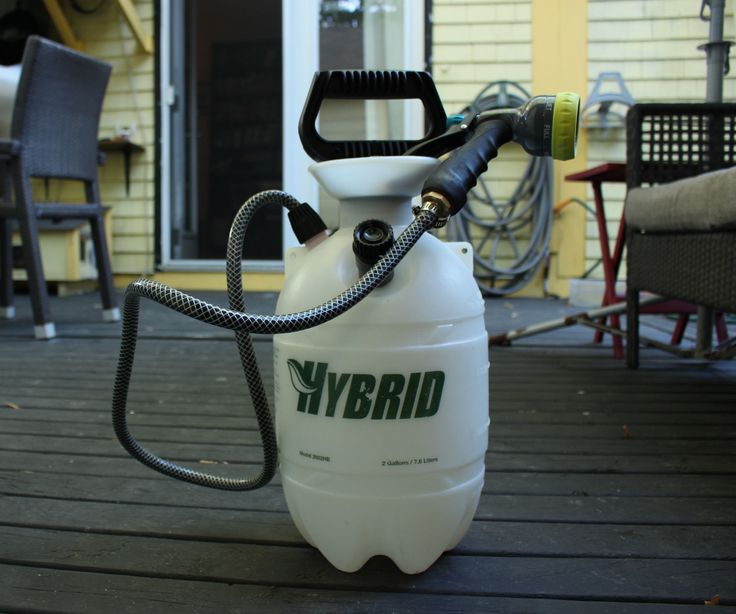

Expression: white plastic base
xmin=282 ymin=467 xmax=484 ymax=574
xmin=34 ymin=322 xmax=56 ymax=340
xmin=0 ymin=306 xmax=15 ymax=319
xmin=103 ymin=307 xmax=121 ymax=323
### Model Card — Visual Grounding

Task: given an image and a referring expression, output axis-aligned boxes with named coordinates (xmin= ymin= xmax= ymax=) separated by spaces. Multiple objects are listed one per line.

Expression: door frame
xmin=158 ymin=0 xmax=424 ymax=271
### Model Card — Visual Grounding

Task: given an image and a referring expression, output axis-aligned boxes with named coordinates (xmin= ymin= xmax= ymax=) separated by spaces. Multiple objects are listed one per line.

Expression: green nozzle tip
xmin=551 ymin=92 xmax=580 ymax=161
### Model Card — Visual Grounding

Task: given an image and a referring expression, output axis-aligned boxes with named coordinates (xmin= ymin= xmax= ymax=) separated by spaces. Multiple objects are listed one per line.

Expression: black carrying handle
xmin=299 ymin=70 xmax=448 ymax=162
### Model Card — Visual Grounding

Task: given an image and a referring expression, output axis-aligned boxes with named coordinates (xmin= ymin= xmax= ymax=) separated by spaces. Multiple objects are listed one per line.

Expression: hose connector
xmin=413 ymin=191 xmax=452 ymax=228
xmin=287 ymin=202 xmax=328 ymax=244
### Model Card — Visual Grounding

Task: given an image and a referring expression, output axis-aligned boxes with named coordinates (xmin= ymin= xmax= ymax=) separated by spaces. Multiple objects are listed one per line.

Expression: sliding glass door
xmin=160 ymin=0 xmax=424 ymax=270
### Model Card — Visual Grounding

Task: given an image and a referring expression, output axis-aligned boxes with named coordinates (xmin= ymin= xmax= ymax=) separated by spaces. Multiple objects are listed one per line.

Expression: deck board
xmin=3 ymin=565 xmax=711 ymax=614
xmin=1 ymin=292 xmax=735 ymax=612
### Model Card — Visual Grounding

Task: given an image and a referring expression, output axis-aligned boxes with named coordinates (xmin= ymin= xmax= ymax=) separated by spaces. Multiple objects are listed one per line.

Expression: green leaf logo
xmin=287 ymin=359 xmax=318 ymax=395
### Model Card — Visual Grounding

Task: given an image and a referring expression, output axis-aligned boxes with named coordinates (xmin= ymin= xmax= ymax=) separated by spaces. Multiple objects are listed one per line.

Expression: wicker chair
xmin=0 ymin=36 xmax=117 ymax=339
xmin=625 ymin=103 xmax=736 ymax=368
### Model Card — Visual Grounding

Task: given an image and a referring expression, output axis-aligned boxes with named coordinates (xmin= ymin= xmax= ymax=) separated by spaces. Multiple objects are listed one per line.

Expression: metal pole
xmin=487 ymin=296 xmax=665 ymax=346
xmin=697 ymin=1 xmax=731 ymax=352
xmin=702 ymin=0 xmax=728 ymax=102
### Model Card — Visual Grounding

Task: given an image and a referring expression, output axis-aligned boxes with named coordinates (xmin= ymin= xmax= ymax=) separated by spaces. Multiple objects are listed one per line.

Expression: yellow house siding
xmin=61 ymin=0 xmax=156 ymax=277
xmin=585 ymin=0 xmax=736 ymax=280
xmin=432 ymin=1 xmax=532 ymax=111
xmin=528 ymin=0 xmax=588 ymax=299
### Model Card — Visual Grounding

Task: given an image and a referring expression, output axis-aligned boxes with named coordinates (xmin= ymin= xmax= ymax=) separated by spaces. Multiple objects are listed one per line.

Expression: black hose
xmin=112 ymin=190 xmax=437 ymax=490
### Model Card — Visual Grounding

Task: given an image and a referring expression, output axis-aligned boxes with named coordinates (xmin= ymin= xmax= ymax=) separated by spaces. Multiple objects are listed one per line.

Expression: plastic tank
xmin=273 ymin=156 xmax=489 ymax=573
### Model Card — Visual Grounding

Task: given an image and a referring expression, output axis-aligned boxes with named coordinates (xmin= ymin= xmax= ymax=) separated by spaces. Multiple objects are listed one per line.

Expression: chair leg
xmin=626 ymin=287 xmax=639 ymax=369
xmin=715 ymin=313 xmax=728 ymax=343
xmin=0 ymin=159 xmax=14 ymax=319
xmin=14 ymin=174 xmax=54 ymax=339
xmin=88 ymin=210 xmax=119 ymax=322
xmin=0 ymin=217 xmax=14 ymax=319
xmin=695 ymin=306 xmax=714 ymax=357
xmin=671 ymin=314 xmax=689 ymax=345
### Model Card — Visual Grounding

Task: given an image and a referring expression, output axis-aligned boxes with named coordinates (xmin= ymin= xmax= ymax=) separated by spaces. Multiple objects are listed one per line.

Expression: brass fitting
xmin=413 ymin=191 xmax=452 ymax=228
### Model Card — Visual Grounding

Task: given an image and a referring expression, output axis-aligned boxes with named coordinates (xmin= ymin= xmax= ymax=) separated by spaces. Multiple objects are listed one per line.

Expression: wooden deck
xmin=1 ymin=291 xmax=735 ymax=612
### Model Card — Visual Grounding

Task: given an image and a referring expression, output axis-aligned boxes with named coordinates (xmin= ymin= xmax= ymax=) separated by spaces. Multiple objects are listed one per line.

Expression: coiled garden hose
xmin=112 ymin=190 xmax=438 ymax=491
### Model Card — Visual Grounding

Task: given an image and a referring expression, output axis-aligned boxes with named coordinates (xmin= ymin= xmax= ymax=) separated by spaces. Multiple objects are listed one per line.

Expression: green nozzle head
xmin=551 ymin=92 xmax=580 ymax=160
xmin=512 ymin=92 xmax=580 ymax=160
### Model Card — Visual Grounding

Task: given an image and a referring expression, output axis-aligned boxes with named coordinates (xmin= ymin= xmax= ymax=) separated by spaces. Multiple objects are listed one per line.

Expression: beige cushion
xmin=625 ymin=166 xmax=736 ymax=232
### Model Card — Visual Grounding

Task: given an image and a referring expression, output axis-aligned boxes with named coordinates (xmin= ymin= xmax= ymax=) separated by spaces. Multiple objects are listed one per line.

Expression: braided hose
xmin=112 ymin=190 xmax=437 ymax=490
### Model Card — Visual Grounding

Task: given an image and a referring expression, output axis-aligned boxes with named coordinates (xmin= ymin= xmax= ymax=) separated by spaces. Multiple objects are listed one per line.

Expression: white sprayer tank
xmin=273 ymin=156 xmax=489 ymax=574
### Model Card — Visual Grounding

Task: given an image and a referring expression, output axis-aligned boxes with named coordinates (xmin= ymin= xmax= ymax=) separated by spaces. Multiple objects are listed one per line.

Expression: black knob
xmin=352 ymin=219 xmax=395 ymax=283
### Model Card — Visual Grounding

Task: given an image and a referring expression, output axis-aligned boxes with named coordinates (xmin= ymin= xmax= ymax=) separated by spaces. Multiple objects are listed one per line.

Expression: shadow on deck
xmin=0 ymin=291 xmax=734 ymax=612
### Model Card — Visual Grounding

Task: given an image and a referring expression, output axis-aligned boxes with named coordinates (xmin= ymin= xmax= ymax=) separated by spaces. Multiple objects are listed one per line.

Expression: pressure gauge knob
xmin=352 ymin=219 xmax=395 ymax=284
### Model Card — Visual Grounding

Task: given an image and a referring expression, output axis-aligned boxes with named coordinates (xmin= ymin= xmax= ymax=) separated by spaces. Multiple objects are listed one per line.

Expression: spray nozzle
xmin=409 ymin=92 xmax=580 ymax=162
xmin=509 ymin=92 xmax=580 ymax=161
xmin=413 ymin=91 xmax=581 ymax=221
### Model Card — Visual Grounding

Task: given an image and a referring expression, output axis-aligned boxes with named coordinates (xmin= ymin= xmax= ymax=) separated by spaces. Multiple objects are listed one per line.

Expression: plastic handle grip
xmin=299 ymin=70 xmax=448 ymax=162
xmin=421 ymin=120 xmax=513 ymax=215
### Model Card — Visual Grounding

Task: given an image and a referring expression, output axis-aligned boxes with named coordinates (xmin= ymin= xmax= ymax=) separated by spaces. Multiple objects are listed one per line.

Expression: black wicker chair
xmin=625 ymin=103 xmax=736 ymax=368
xmin=0 ymin=36 xmax=117 ymax=339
